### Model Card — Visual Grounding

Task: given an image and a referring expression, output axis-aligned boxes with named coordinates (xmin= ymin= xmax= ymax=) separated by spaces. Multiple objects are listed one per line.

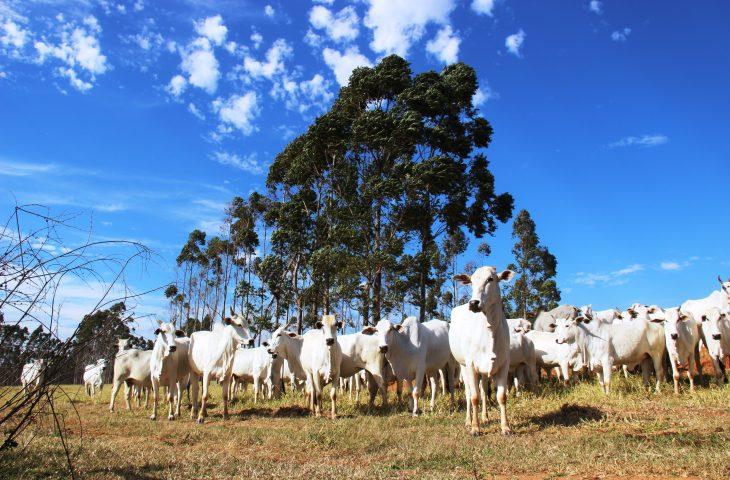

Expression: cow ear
xmin=286 ymin=332 xmax=297 ymax=338
xmin=548 ymin=323 xmax=556 ymax=330
xmin=262 ymin=341 xmax=269 ymax=347
xmin=647 ymin=306 xmax=656 ymax=314
xmin=452 ymin=274 xmax=471 ymax=285
xmin=498 ymin=270 xmax=515 ymax=282
xmin=361 ymin=326 xmax=377 ymax=335
xmin=154 ymin=328 xmax=161 ymax=335
xmin=701 ymin=315 xmax=708 ymax=322
xmin=224 ymin=317 xmax=232 ymax=325
xmin=335 ymin=321 xmax=343 ymax=329
xmin=315 ymin=321 xmax=323 ymax=329
xmin=392 ymin=324 xmax=403 ymax=332
xmin=175 ymin=330 xmax=185 ymax=337
xmin=649 ymin=317 xmax=664 ymax=323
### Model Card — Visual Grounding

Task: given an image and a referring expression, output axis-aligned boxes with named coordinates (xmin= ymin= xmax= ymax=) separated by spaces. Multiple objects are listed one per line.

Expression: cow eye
xmin=486 ymin=277 xmax=494 ymax=283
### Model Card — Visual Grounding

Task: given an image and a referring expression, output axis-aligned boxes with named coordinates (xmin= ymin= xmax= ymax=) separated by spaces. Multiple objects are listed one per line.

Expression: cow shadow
xmin=88 ymin=464 xmax=166 ymax=480
xmin=238 ymin=405 xmax=311 ymax=418
xmin=530 ymin=403 xmax=605 ymax=428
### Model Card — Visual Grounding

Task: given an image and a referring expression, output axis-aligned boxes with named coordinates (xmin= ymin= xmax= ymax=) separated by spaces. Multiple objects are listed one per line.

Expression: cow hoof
xmin=412 ymin=412 xmax=419 ymax=418
xmin=469 ymin=429 xmax=480 ymax=437
xmin=196 ymin=418 xmax=204 ymax=424
xmin=167 ymin=415 xmax=174 ymax=421
xmin=149 ymin=415 xmax=156 ymax=421
xmin=501 ymin=428 xmax=513 ymax=436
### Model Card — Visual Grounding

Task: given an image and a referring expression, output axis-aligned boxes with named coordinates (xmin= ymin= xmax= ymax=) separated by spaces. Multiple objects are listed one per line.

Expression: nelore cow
xmin=21 ymin=359 xmax=45 ymax=393
xmin=149 ymin=322 xmax=189 ymax=421
xmin=83 ymin=359 xmax=107 ymax=397
xmin=300 ymin=315 xmax=343 ymax=418
xmin=110 ymin=339 xmax=152 ymax=412
xmin=700 ymin=307 xmax=729 ymax=385
xmin=533 ymin=305 xmax=579 ymax=333
xmin=660 ymin=308 xmax=702 ymax=394
xmin=230 ymin=346 xmax=275 ymax=403
xmin=338 ymin=328 xmax=389 ymax=409
xmin=450 ymin=266 xmax=515 ymax=435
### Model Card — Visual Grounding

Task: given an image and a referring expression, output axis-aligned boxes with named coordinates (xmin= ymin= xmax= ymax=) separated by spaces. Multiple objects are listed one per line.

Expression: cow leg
xmin=641 ymin=357 xmax=652 ymax=387
xmin=197 ymin=372 xmax=210 ymax=423
xmin=462 ymin=371 xmax=471 ymax=428
xmin=175 ymin=382 xmax=182 ymax=417
xmin=496 ymin=374 xmax=511 ymax=435
xmin=687 ymin=354 xmax=696 ymax=393
xmin=622 ymin=365 xmax=629 ymax=380
xmin=429 ymin=374 xmax=437 ymax=412
xmin=253 ymin=376 xmax=260 ymax=405
xmin=411 ymin=371 xmax=424 ymax=417
xmin=602 ymin=362 xmax=612 ymax=394
xmin=479 ymin=375 xmax=488 ymax=423
xmin=445 ymin=365 xmax=455 ymax=409
xmin=189 ymin=374 xmax=199 ymax=419
xmin=312 ymin=374 xmax=323 ymax=417
xmin=221 ymin=377 xmax=230 ymax=420
xmin=651 ymin=354 xmax=664 ymax=393
xmin=167 ymin=378 xmax=177 ymax=421
xmin=150 ymin=378 xmax=159 ymax=420
xmin=330 ymin=376 xmax=339 ymax=419
xmin=124 ymin=382 xmax=133 ymax=410
xmin=464 ymin=366 xmax=480 ymax=435
xmin=669 ymin=356 xmax=681 ymax=394
xmin=694 ymin=346 xmax=703 ymax=386
xmin=710 ymin=356 xmax=724 ymax=386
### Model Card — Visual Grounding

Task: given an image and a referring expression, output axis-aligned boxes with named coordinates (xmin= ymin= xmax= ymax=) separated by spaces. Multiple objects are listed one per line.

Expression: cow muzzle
xmin=555 ymin=339 xmax=564 ymax=344
xmin=169 ymin=346 xmax=177 ymax=353
xmin=379 ymin=345 xmax=388 ymax=353
xmin=713 ymin=334 xmax=722 ymax=340
xmin=246 ymin=339 xmax=255 ymax=346
xmin=325 ymin=338 xmax=335 ymax=346
xmin=270 ymin=353 xmax=278 ymax=359
xmin=670 ymin=333 xmax=678 ymax=340
xmin=468 ymin=300 xmax=480 ymax=312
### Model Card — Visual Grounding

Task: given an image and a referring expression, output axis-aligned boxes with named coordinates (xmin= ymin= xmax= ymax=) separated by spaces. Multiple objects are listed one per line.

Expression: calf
xmin=661 ymin=308 xmax=702 ymax=394
xmin=450 ymin=266 xmax=515 ymax=435
xmin=187 ymin=310 xmax=254 ymax=423
xmin=109 ymin=339 xmax=152 ymax=412
xmin=149 ymin=322 xmax=189 ymax=421
xmin=83 ymin=359 xmax=107 ymax=397
xmin=21 ymin=359 xmax=45 ymax=393
xmin=700 ymin=307 xmax=729 ymax=385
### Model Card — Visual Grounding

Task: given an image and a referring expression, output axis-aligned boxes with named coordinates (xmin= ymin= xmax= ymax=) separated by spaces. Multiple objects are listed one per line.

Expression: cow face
xmin=701 ymin=308 xmax=726 ymax=359
xmin=266 ymin=324 xmax=296 ymax=358
xmin=315 ymin=315 xmax=342 ymax=347
xmin=662 ymin=308 xmax=692 ymax=361
xmin=154 ymin=322 xmax=179 ymax=357
xmin=365 ymin=319 xmax=403 ymax=354
xmin=225 ymin=312 xmax=255 ymax=347
xmin=453 ymin=266 xmax=515 ymax=315
xmin=117 ymin=338 xmax=131 ymax=352
xmin=554 ymin=316 xmax=578 ymax=344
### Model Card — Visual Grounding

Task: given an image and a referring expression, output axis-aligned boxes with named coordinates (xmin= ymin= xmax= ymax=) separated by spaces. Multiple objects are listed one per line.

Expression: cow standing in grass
xmin=149 ymin=322 xmax=189 ymax=421
xmin=21 ymin=359 xmax=45 ymax=393
xmin=450 ymin=266 xmax=515 ymax=435
xmin=300 ymin=315 xmax=343 ymax=418
xmin=700 ymin=307 xmax=729 ymax=385
xmin=338 ymin=330 xmax=389 ymax=409
xmin=110 ymin=339 xmax=152 ymax=412
xmin=83 ymin=359 xmax=107 ymax=398
xmin=660 ymin=308 xmax=702 ymax=394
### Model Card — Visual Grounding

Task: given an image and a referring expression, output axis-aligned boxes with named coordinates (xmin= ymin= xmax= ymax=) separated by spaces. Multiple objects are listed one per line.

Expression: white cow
xmin=21 ymin=359 xmax=45 ymax=393
xmin=554 ymin=309 xmax=665 ymax=394
xmin=187 ymin=311 xmax=254 ymax=423
xmin=508 ymin=331 xmax=538 ymax=394
xmin=580 ymin=305 xmax=621 ymax=324
xmin=83 ymin=359 xmax=108 ymax=397
xmin=507 ymin=317 xmax=532 ymax=333
xmin=450 ymin=266 xmax=514 ymax=435
xmin=338 ymin=330 xmax=389 ymax=409
xmin=109 ymin=339 xmax=152 ymax=412
xmin=700 ymin=307 xmax=729 ymax=385
xmin=265 ymin=325 xmax=308 ymax=396
xmin=661 ymin=308 xmax=702 ymax=394
xmin=230 ymin=346 xmax=274 ymax=403
xmin=526 ymin=328 xmax=582 ymax=385
xmin=371 ymin=316 xmax=454 ymax=416
xmin=300 ymin=315 xmax=343 ymax=418
xmin=149 ymin=322 xmax=190 ymax=421
xmin=533 ymin=305 xmax=579 ymax=332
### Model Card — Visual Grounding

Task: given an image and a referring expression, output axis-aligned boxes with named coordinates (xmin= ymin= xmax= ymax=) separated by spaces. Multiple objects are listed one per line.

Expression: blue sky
xmin=1 ymin=0 xmax=729 ymax=337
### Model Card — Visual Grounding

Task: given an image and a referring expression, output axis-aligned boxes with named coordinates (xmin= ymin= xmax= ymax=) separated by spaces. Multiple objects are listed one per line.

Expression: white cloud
xmin=167 ymin=74 xmax=187 ymax=96
xmin=364 ymin=0 xmax=455 ymax=57
xmin=134 ymin=1 xmax=145 ymax=12
xmin=608 ymin=134 xmax=668 ymax=148
xmin=471 ymin=0 xmax=496 ymax=16
xmin=505 ymin=29 xmax=525 ymax=57
xmin=426 ymin=25 xmax=459 ymax=64
xmin=1 ymin=19 xmax=29 ymax=49
xmin=271 ymin=73 xmax=334 ymax=113
xmin=574 ymin=264 xmax=644 ymax=287
xmin=304 ymin=29 xmax=323 ymax=48
xmin=188 ymin=102 xmax=205 ymax=120
xmin=95 ymin=202 xmax=126 ymax=212
xmin=473 ymin=83 xmax=497 ymax=106
xmin=611 ymin=27 xmax=631 ymax=42
xmin=589 ymin=1 xmax=602 ymax=14
xmin=127 ymin=31 xmax=163 ymax=51
xmin=322 ymin=46 xmax=372 ymax=86
xmin=212 ymin=151 xmax=263 ymax=175
xmin=243 ymin=38 xmax=292 ymax=80
xmin=250 ymin=32 xmax=263 ymax=49
xmin=0 ymin=159 xmax=56 ymax=176
xmin=309 ymin=5 xmax=359 ymax=43
xmin=194 ymin=15 xmax=227 ymax=46
xmin=660 ymin=262 xmax=682 ymax=271
xmin=264 ymin=5 xmax=275 ymax=18
xmin=181 ymin=37 xmax=219 ymax=93
xmin=213 ymin=92 xmax=260 ymax=135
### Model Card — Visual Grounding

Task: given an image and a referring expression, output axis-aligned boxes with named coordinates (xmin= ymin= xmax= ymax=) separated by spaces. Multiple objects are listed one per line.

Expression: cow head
xmin=153 ymin=321 xmax=180 ymax=357
xmin=718 ymin=275 xmax=730 ymax=302
xmin=554 ymin=316 xmax=580 ymax=344
xmin=453 ymin=266 xmax=515 ymax=316
xmin=701 ymin=308 xmax=727 ymax=359
xmin=513 ymin=318 xmax=531 ymax=333
xmin=580 ymin=305 xmax=594 ymax=321
xmin=662 ymin=308 xmax=692 ymax=348
xmin=117 ymin=338 xmax=131 ymax=352
xmin=315 ymin=314 xmax=342 ymax=347
xmin=265 ymin=323 xmax=297 ymax=358
xmin=226 ymin=308 xmax=255 ymax=346
xmin=362 ymin=319 xmax=404 ymax=354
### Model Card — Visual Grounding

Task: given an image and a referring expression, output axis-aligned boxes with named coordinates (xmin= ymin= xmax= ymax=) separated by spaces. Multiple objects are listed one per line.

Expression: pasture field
xmin=1 ymin=378 xmax=728 ymax=479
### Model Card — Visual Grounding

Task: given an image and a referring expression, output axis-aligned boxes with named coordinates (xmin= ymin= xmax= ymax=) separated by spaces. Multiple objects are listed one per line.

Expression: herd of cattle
xmin=19 ymin=267 xmax=730 ymax=436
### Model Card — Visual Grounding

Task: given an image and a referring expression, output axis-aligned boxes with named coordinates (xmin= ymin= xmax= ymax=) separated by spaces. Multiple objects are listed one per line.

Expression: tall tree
xmin=502 ymin=209 xmax=561 ymax=319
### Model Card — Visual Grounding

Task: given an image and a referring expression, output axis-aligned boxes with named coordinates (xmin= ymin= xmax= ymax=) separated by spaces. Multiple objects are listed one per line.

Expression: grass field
xmin=1 ymin=376 xmax=729 ymax=479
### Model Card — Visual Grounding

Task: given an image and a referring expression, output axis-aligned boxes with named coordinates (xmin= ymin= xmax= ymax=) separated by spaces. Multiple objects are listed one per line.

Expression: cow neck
xmin=206 ymin=325 xmax=238 ymax=374
xmin=481 ymin=300 xmax=506 ymax=332
xmin=281 ymin=334 xmax=306 ymax=378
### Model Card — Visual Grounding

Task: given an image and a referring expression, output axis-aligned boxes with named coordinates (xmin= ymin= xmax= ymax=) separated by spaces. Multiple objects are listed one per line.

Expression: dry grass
xmin=1 ymin=376 xmax=729 ymax=479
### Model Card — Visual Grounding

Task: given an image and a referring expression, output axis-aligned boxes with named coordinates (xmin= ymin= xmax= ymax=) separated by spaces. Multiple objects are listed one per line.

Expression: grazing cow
xmin=533 ymin=305 xmax=579 ymax=332
xmin=21 ymin=359 xmax=45 ymax=393
xmin=338 ymin=330 xmax=389 ymax=409
xmin=230 ymin=346 xmax=274 ymax=403
xmin=526 ymin=328 xmax=582 ymax=385
xmin=507 ymin=317 xmax=531 ymax=333
xmin=450 ymin=266 xmax=515 ymax=435
xmin=109 ymin=339 xmax=152 ymax=412
xmin=187 ymin=310 xmax=254 ymax=423
xmin=299 ymin=315 xmax=343 ymax=418
xmin=371 ymin=316 xmax=454 ymax=416
xmin=660 ymin=308 xmax=702 ymax=394
xmin=554 ymin=309 xmax=665 ymax=394
xmin=83 ymin=359 xmax=108 ymax=397
xmin=149 ymin=322 xmax=189 ymax=421
xmin=700 ymin=307 xmax=729 ymax=385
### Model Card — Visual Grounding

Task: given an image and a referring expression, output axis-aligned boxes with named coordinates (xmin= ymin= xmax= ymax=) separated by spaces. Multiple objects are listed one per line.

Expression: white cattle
xmin=230 ymin=346 xmax=274 ymax=403
xmin=661 ymin=308 xmax=702 ymax=394
xmin=300 ymin=315 xmax=343 ymax=418
xmin=20 ymin=359 xmax=45 ymax=393
xmin=554 ymin=309 xmax=665 ymax=394
xmin=533 ymin=305 xmax=579 ymax=332
xmin=109 ymin=339 xmax=152 ymax=412
xmin=83 ymin=359 xmax=107 ymax=397
xmin=450 ymin=266 xmax=514 ymax=435
xmin=508 ymin=331 xmax=537 ymax=394
xmin=149 ymin=322 xmax=190 ymax=421
xmin=580 ymin=305 xmax=621 ymax=324
xmin=371 ymin=316 xmax=454 ymax=416
xmin=187 ymin=311 xmax=254 ymax=423
xmin=526 ymin=329 xmax=582 ymax=385
xmin=338 ymin=330 xmax=389 ymax=408
xmin=507 ymin=317 xmax=531 ymax=333
xmin=700 ymin=307 xmax=729 ymax=385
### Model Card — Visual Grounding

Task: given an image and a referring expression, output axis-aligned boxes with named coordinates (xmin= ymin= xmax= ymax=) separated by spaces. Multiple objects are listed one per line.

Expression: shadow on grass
xmin=238 ymin=405 xmax=311 ymax=418
xmin=530 ymin=403 xmax=605 ymax=428
xmin=88 ymin=463 xmax=167 ymax=480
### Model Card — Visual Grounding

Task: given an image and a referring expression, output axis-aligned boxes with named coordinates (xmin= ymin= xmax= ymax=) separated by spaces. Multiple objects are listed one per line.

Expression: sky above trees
xmin=1 ymin=1 xmax=729 ymax=337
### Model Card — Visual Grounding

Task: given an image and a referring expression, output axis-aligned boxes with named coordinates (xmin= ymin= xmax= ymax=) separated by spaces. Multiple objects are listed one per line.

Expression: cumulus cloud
xmin=180 ymin=37 xmax=219 ymax=93
xmin=213 ymin=92 xmax=260 ymax=135
xmin=611 ymin=27 xmax=631 ymax=42
xmin=426 ymin=25 xmax=459 ymax=64
xmin=194 ymin=15 xmax=227 ymax=46
xmin=505 ymin=29 xmax=525 ymax=57
xmin=264 ymin=5 xmax=275 ymax=18
xmin=309 ymin=5 xmax=359 ymax=43
xmin=471 ymin=0 xmax=496 ymax=16
xmin=243 ymin=38 xmax=292 ymax=80
xmin=608 ymin=134 xmax=668 ymax=148
xmin=1 ymin=19 xmax=29 ymax=49
xmin=472 ymin=83 xmax=497 ymax=106
xmin=574 ymin=264 xmax=644 ymax=287
xmin=364 ymin=0 xmax=455 ymax=57
xmin=212 ymin=151 xmax=263 ymax=174
xmin=589 ymin=1 xmax=602 ymax=14
xmin=167 ymin=74 xmax=187 ymax=96
xmin=250 ymin=32 xmax=263 ymax=49
xmin=271 ymin=73 xmax=334 ymax=113
xmin=322 ymin=46 xmax=372 ymax=86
